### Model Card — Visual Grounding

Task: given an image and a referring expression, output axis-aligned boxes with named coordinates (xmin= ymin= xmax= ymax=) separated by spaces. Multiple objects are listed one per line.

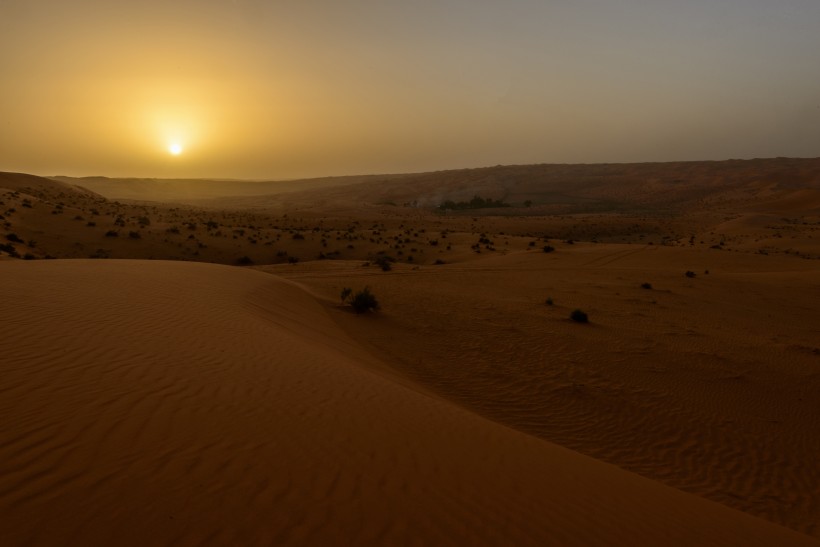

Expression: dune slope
xmin=1 ymin=260 xmax=816 ymax=546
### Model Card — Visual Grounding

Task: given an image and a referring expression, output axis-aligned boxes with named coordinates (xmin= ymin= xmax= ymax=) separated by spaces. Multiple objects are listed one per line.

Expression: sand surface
xmin=265 ymin=243 xmax=820 ymax=537
xmin=3 ymin=160 xmax=820 ymax=544
xmin=2 ymin=259 xmax=817 ymax=546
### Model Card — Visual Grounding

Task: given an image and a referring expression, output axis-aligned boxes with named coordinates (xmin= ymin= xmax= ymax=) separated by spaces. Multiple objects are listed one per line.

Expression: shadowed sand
xmin=1 ymin=260 xmax=817 ymax=546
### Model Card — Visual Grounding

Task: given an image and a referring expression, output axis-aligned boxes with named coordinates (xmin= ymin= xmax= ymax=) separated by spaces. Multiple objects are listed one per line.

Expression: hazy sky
xmin=2 ymin=0 xmax=819 ymax=179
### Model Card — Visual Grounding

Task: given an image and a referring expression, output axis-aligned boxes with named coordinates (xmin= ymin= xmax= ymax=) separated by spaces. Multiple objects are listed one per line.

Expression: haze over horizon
xmin=2 ymin=0 xmax=819 ymax=180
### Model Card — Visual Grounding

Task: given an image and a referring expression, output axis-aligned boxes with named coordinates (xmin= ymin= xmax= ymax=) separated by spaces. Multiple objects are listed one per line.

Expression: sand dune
xmin=264 ymin=244 xmax=820 ymax=537
xmin=2 ymin=259 xmax=816 ymax=546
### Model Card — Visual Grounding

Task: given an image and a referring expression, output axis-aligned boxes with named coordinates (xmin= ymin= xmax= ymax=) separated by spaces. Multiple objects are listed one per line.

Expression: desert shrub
xmin=340 ymin=287 xmax=352 ymax=303
xmin=570 ymin=309 xmax=588 ymax=323
xmin=641 ymin=282 xmax=652 ymax=289
xmin=236 ymin=256 xmax=253 ymax=265
xmin=685 ymin=270 xmax=696 ymax=278
xmin=349 ymin=287 xmax=379 ymax=313
xmin=545 ymin=297 xmax=554 ymax=306
xmin=374 ymin=255 xmax=394 ymax=271
xmin=433 ymin=259 xmax=446 ymax=265
xmin=6 ymin=233 xmax=23 ymax=243
xmin=105 ymin=230 xmax=119 ymax=237
xmin=128 ymin=231 xmax=141 ymax=239
xmin=287 ymin=256 xmax=299 ymax=264
xmin=23 ymin=253 xmax=36 ymax=260
xmin=86 ymin=221 xmax=96 ymax=227
xmin=543 ymin=245 xmax=555 ymax=253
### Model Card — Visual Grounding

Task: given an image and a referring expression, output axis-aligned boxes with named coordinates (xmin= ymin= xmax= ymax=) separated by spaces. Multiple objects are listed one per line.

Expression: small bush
xmin=6 ymin=233 xmax=23 ymax=243
xmin=236 ymin=256 xmax=254 ymax=265
xmin=685 ymin=270 xmax=696 ymax=278
xmin=570 ymin=309 xmax=588 ymax=323
xmin=545 ymin=297 xmax=554 ymax=306
xmin=128 ymin=231 xmax=141 ymax=239
xmin=105 ymin=230 xmax=119 ymax=238
xmin=374 ymin=255 xmax=394 ymax=271
xmin=543 ymin=245 xmax=555 ymax=253
xmin=340 ymin=287 xmax=352 ymax=303
xmin=349 ymin=287 xmax=379 ymax=313
xmin=641 ymin=282 xmax=652 ymax=289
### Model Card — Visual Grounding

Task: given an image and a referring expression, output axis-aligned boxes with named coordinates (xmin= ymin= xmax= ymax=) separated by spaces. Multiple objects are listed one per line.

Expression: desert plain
xmin=2 ymin=157 xmax=819 ymax=545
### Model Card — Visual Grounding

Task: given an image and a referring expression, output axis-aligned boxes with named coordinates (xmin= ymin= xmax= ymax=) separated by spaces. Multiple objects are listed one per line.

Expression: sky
xmin=1 ymin=0 xmax=819 ymax=179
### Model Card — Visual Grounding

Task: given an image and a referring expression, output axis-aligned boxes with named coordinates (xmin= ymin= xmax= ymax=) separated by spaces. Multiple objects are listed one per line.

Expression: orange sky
xmin=2 ymin=0 xmax=819 ymax=179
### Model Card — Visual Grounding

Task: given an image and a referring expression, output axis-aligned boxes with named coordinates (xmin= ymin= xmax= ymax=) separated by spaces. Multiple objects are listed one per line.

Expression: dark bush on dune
xmin=348 ymin=287 xmax=379 ymax=313
xmin=570 ymin=309 xmax=588 ymax=323
xmin=373 ymin=255 xmax=394 ymax=271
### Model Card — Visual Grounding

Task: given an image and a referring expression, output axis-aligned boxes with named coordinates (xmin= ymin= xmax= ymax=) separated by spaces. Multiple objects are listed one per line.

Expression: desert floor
xmin=2 ymin=160 xmax=819 ymax=545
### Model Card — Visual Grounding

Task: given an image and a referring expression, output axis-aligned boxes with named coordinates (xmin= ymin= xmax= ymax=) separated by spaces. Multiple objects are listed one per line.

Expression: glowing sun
xmin=168 ymin=143 xmax=183 ymax=155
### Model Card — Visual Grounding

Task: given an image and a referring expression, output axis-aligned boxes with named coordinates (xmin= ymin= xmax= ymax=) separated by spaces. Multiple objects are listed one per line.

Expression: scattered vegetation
xmin=685 ymin=270 xmax=696 ymax=278
xmin=641 ymin=282 xmax=653 ymax=289
xmin=545 ymin=296 xmax=554 ymax=306
xmin=570 ymin=309 xmax=589 ymax=323
xmin=439 ymin=195 xmax=510 ymax=210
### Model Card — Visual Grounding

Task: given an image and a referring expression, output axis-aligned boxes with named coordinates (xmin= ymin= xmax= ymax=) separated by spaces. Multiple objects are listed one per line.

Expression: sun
xmin=168 ymin=143 xmax=183 ymax=155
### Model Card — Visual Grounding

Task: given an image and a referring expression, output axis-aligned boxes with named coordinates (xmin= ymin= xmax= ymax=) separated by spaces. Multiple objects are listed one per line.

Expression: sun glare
xmin=168 ymin=143 xmax=183 ymax=155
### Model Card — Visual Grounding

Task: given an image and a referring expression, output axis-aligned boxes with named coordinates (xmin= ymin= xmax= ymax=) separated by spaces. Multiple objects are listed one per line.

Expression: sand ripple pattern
xmin=1 ymin=260 xmax=817 ymax=546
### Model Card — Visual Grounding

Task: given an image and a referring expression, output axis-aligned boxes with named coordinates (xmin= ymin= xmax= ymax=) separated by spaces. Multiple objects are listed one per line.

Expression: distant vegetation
xmin=439 ymin=195 xmax=510 ymax=210
xmin=570 ymin=309 xmax=589 ymax=323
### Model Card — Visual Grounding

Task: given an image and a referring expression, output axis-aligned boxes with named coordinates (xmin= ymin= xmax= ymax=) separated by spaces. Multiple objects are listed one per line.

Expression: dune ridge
xmin=2 ymin=259 xmax=817 ymax=546
xmin=265 ymin=244 xmax=820 ymax=537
